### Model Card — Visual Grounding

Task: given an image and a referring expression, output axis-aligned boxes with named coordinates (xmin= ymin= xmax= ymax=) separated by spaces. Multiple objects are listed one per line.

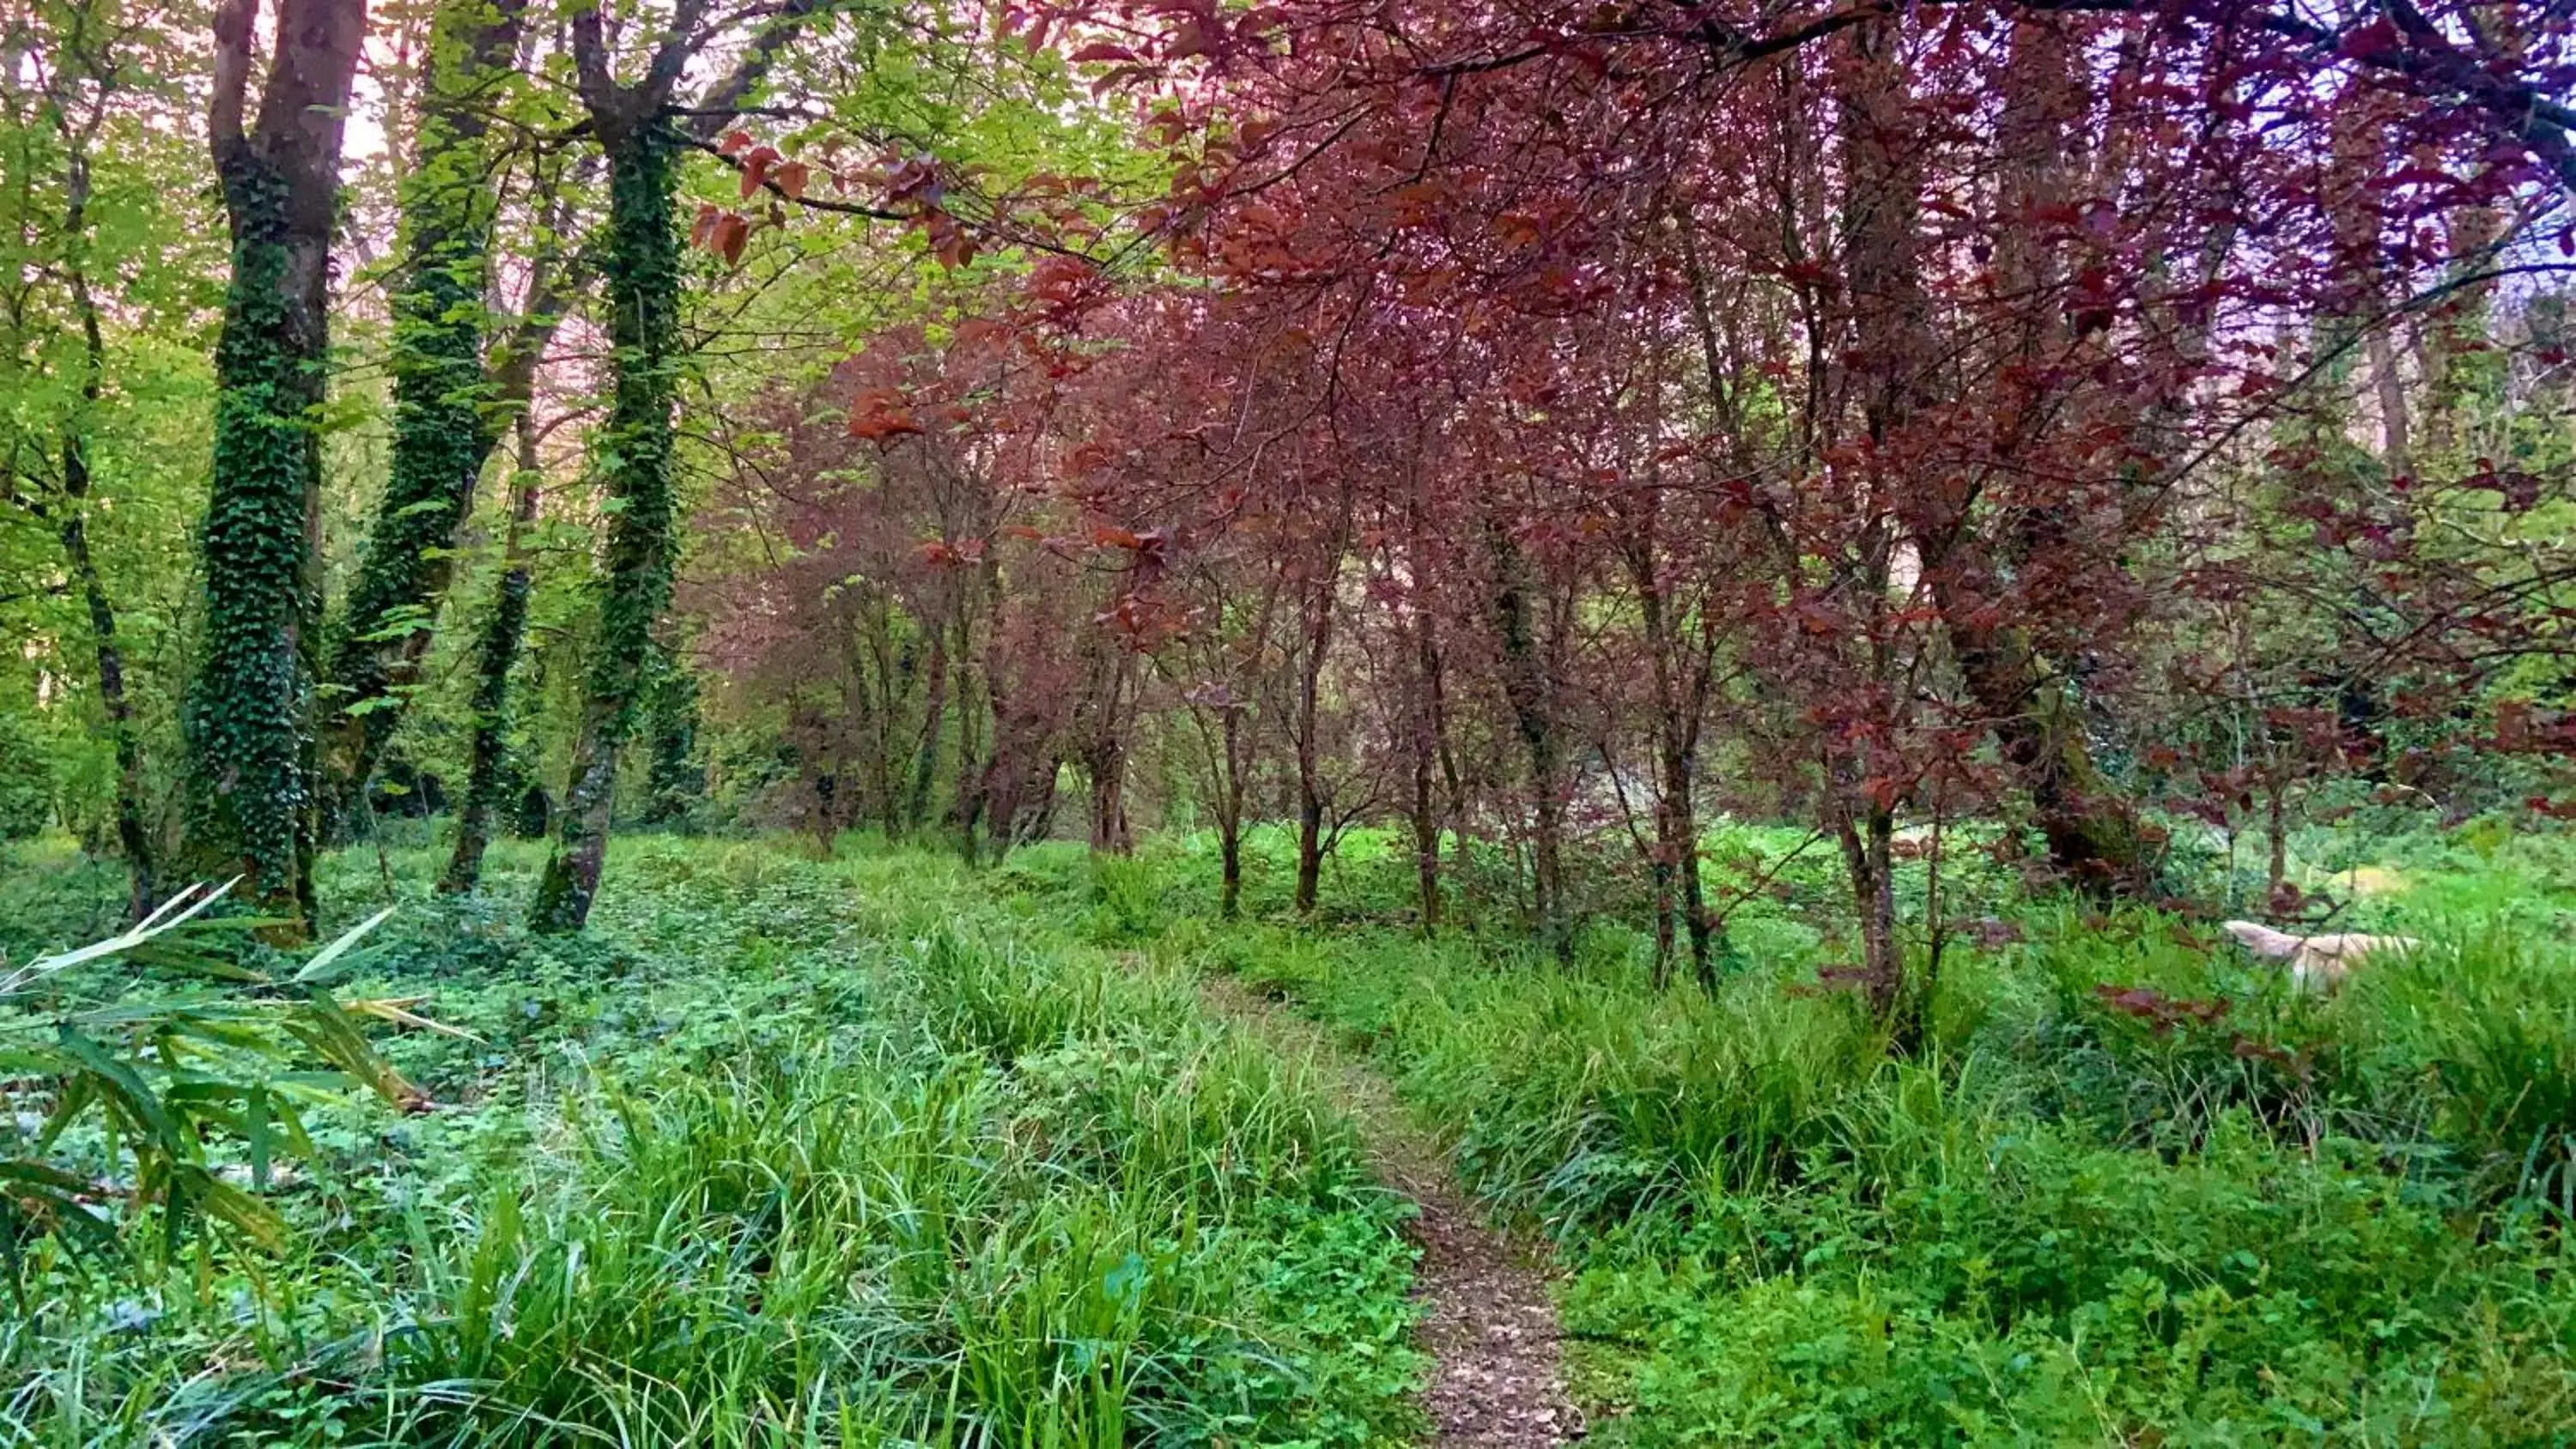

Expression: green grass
xmin=15 ymin=810 xmax=2576 ymax=1446
xmin=1058 ymin=822 xmax=2576 ymax=1446
xmin=1 ymin=834 xmax=1425 ymax=1446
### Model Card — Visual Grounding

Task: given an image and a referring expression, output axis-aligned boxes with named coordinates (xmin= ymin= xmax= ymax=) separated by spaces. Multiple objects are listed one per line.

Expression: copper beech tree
xmin=682 ymin=0 xmax=2576 ymax=1027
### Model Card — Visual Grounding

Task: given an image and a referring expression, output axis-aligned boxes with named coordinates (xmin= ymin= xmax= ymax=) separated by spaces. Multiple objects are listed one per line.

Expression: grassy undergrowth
xmin=1014 ymin=826 xmax=2576 ymax=1446
xmin=3 ymin=835 xmax=1423 ymax=1446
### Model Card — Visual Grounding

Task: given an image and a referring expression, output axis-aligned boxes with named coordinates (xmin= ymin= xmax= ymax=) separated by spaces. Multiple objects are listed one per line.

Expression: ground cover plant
xmin=1006 ymin=828 xmax=2576 ymax=1446
xmin=2 ymin=836 xmax=1423 ymax=1445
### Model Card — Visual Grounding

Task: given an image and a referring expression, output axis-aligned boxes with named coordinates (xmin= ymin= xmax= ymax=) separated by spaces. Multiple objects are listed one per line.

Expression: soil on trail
xmin=1196 ymin=975 xmax=1582 ymax=1447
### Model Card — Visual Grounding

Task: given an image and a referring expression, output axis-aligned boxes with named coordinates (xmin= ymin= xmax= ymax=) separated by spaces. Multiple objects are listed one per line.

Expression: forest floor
xmin=1194 ymin=972 xmax=1582 ymax=1448
xmin=12 ymin=822 xmax=2576 ymax=1445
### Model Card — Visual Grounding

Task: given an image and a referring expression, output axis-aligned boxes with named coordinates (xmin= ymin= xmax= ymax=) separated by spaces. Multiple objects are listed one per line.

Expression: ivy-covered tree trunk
xmin=441 ymin=409 xmax=542 ymax=894
xmin=319 ymin=0 xmax=525 ymax=830
xmin=640 ymin=647 xmax=703 ymax=825
xmin=528 ymin=120 xmax=681 ymax=932
xmin=185 ymin=0 xmax=368 ymax=937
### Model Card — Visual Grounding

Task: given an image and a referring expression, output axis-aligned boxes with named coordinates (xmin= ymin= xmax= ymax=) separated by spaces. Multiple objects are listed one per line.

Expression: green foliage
xmin=1 ymin=835 xmax=1422 ymax=1445
xmin=0 ymin=708 xmax=52 ymax=840
xmin=1159 ymin=830 xmax=2576 ymax=1446
xmin=0 ymin=882 xmax=410 ymax=1280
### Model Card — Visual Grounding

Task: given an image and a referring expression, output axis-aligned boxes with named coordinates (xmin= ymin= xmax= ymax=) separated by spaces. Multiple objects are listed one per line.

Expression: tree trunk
xmin=1083 ymin=640 xmax=1134 ymax=854
xmin=529 ymin=119 xmax=683 ymax=933
xmin=1488 ymin=517 xmax=1568 ymax=961
xmin=1295 ymin=788 xmax=1326 ymax=917
xmin=318 ymin=0 xmax=525 ymax=829
xmin=1940 ymin=592 xmax=2158 ymax=899
xmin=1409 ymin=603 xmax=1443 ymax=932
xmin=1412 ymin=724 xmax=1441 ymax=933
xmin=441 ymin=410 xmax=543 ymax=894
xmin=185 ymin=0 xmax=369 ymax=938
xmin=1833 ymin=797 xmax=1901 ymax=1030
xmin=1629 ymin=537 xmax=1715 ymax=989
xmin=1291 ymin=579 xmax=1335 ymax=916
xmin=1088 ymin=747 xmax=1130 ymax=852
xmin=53 ymin=142 xmax=153 ymax=919
xmin=906 ymin=631 xmax=947 ymax=831
xmin=2265 ymin=769 xmax=2288 ymax=900
xmin=1219 ymin=817 xmax=1243 ymax=919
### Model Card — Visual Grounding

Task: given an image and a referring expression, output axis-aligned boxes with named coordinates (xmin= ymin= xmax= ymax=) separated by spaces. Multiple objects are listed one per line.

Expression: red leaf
xmin=740 ymin=145 xmax=781 ymax=199
xmin=773 ymin=161 xmax=811 ymax=201
xmin=1066 ymin=40 xmax=1134 ymax=63
xmin=719 ymin=130 xmax=755 ymax=157
xmin=849 ymin=386 xmax=923 ymax=442
xmin=712 ymin=213 xmax=750 ymax=266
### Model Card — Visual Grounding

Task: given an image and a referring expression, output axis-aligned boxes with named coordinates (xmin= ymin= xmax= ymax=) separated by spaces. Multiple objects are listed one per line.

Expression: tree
xmin=318 ymin=0 xmax=530 ymax=830
xmin=185 ymin=0 xmax=370 ymax=937
xmin=528 ymin=0 xmax=819 ymax=931
xmin=0 ymin=0 xmax=185 ymax=919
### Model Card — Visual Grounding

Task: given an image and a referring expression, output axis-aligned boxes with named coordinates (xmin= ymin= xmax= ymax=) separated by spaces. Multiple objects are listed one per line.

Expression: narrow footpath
xmin=1195 ymin=975 xmax=1582 ymax=1447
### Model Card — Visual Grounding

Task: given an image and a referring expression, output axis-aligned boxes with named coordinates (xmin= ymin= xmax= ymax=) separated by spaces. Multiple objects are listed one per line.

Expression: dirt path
xmin=1196 ymin=975 xmax=1582 ymax=1447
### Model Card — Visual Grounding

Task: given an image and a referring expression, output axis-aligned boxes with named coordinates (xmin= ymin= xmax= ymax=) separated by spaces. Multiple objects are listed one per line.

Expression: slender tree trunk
xmin=53 ymin=145 xmax=153 ymax=919
xmin=1411 ymin=709 xmax=1441 ymax=932
xmin=441 ymin=414 xmax=542 ymax=893
xmin=1295 ymin=788 xmax=1326 ymax=915
xmin=1083 ymin=640 xmax=1134 ymax=854
xmin=2265 ymin=769 xmax=2289 ymax=900
xmin=1406 ymin=593 xmax=1444 ymax=931
xmin=1219 ymin=818 xmax=1243 ymax=919
xmin=1088 ymin=746 xmax=1130 ymax=852
xmin=58 ymin=482 xmax=152 ymax=921
xmin=1833 ymin=797 xmax=1901 ymax=1028
xmin=1216 ymin=704 xmax=1246 ymax=918
xmin=1291 ymin=581 xmax=1334 ymax=915
xmin=529 ymin=120 xmax=682 ymax=932
xmin=1631 ymin=545 xmax=1696 ymax=989
xmin=1488 ymin=518 xmax=1568 ymax=961
xmin=318 ymin=0 xmax=524 ymax=830
xmin=186 ymin=0 xmax=369 ymax=938
xmin=906 ymin=631 xmax=947 ymax=831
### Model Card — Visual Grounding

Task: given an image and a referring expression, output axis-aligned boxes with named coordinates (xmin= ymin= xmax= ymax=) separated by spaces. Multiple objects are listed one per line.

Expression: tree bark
xmin=185 ymin=0 xmax=370 ymax=938
xmin=1219 ymin=761 xmax=1244 ymax=921
xmin=1830 ymin=776 xmax=1903 ymax=1035
xmin=905 ymin=631 xmax=948 ymax=832
xmin=1291 ymin=578 xmax=1334 ymax=916
xmin=1081 ymin=636 xmax=1135 ymax=854
xmin=1410 ymin=613 xmax=1443 ymax=934
xmin=1938 ymin=577 xmax=2159 ymax=898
